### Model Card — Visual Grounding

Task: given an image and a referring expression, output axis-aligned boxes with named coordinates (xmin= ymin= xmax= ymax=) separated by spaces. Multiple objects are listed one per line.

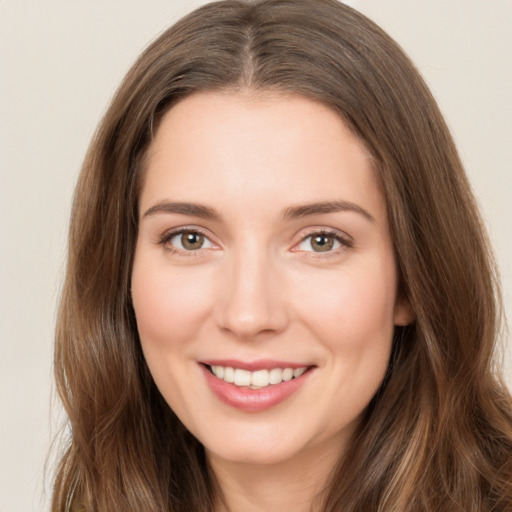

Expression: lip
xmin=200 ymin=361 xmax=314 ymax=412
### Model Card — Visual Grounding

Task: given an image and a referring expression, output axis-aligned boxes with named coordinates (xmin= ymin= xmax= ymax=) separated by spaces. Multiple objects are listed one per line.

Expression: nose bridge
xmin=217 ymin=238 xmax=288 ymax=338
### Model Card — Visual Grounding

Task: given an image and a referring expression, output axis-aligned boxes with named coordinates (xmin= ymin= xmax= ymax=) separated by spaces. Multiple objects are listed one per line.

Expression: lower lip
xmin=201 ymin=365 xmax=312 ymax=412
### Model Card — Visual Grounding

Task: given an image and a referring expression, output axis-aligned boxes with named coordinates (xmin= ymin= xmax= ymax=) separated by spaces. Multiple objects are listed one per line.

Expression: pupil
xmin=312 ymin=235 xmax=333 ymax=252
xmin=182 ymin=232 xmax=203 ymax=250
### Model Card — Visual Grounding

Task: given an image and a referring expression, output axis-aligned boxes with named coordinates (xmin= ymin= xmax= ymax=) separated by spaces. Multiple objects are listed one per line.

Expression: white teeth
xmin=234 ymin=369 xmax=251 ymax=386
xmin=251 ymin=369 xmax=269 ymax=387
xmin=269 ymin=368 xmax=283 ymax=384
xmin=282 ymin=368 xmax=294 ymax=381
xmin=210 ymin=365 xmax=308 ymax=388
xmin=293 ymin=367 xmax=306 ymax=378
xmin=223 ymin=367 xmax=235 ymax=383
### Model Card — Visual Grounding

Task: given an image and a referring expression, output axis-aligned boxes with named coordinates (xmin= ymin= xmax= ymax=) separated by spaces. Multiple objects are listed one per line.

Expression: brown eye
xmin=311 ymin=234 xmax=334 ymax=252
xmin=167 ymin=230 xmax=214 ymax=251
xmin=296 ymin=232 xmax=346 ymax=253
xmin=181 ymin=232 xmax=204 ymax=250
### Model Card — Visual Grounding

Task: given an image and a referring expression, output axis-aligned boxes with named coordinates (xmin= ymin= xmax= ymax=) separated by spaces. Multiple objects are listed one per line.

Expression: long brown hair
xmin=52 ymin=1 xmax=512 ymax=510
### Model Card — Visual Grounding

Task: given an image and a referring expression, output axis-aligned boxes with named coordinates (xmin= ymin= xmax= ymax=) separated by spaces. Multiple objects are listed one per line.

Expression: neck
xmin=207 ymin=442 xmax=342 ymax=512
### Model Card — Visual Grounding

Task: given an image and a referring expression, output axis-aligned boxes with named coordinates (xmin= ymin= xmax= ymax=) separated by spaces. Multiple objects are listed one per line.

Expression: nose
xmin=215 ymin=245 xmax=289 ymax=340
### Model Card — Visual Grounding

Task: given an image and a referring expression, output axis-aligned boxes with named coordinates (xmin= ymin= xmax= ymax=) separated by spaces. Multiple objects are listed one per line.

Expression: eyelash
xmin=157 ymin=227 xmax=353 ymax=257
xmin=158 ymin=227 xmax=213 ymax=257
xmin=295 ymin=229 xmax=353 ymax=256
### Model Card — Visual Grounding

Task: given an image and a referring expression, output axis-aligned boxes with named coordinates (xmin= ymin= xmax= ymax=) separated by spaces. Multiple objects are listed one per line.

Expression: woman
xmin=52 ymin=0 xmax=512 ymax=510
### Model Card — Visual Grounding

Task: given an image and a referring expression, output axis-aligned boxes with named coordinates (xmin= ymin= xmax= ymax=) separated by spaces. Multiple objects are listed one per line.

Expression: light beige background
xmin=1 ymin=1 xmax=510 ymax=510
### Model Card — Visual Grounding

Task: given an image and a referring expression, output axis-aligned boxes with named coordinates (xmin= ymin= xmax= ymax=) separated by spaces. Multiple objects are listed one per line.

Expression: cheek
xmin=131 ymin=255 xmax=214 ymax=350
xmin=292 ymin=258 xmax=398 ymax=351
xmin=294 ymin=259 xmax=397 ymax=418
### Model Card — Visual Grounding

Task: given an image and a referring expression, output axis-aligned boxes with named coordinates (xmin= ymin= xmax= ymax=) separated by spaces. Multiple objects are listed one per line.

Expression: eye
xmin=167 ymin=230 xmax=215 ymax=251
xmin=296 ymin=231 xmax=350 ymax=253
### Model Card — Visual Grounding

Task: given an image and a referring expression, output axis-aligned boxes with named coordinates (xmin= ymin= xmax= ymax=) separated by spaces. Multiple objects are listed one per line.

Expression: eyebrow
xmin=142 ymin=201 xmax=221 ymax=221
xmin=282 ymin=200 xmax=375 ymax=222
xmin=142 ymin=199 xmax=375 ymax=223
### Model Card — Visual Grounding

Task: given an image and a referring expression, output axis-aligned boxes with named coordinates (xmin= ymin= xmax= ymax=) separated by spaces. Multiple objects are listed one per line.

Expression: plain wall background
xmin=0 ymin=1 xmax=510 ymax=510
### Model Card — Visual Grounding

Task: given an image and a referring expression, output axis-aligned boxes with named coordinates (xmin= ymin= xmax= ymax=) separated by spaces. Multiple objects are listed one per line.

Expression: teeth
xmin=215 ymin=366 xmax=224 ymax=379
xmin=210 ymin=365 xmax=308 ymax=388
xmin=268 ymin=368 xmax=281 ymax=385
xmin=293 ymin=367 xmax=306 ymax=378
xmin=282 ymin=368 xmax=294 ymax=381
xmin=234 ymin=369 xmax=251 ymax=386
xmin=251 ymin=369 xmax=269 ymax=387
xmin=223 ymin=366 xmax=235 ymax=383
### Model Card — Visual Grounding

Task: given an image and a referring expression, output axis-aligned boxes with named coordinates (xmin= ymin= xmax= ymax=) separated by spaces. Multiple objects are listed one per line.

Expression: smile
xmin=208 ymin=365 xmax=308 ymax=389
xmin=201 ymin=361 xmax=315 ymax=412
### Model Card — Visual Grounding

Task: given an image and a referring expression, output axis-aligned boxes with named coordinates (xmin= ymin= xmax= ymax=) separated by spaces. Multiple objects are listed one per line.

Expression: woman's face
xmin=132 ymin=92 xmax=412 ymax=467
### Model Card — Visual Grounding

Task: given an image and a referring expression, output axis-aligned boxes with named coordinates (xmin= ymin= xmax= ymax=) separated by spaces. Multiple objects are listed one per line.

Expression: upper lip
xmin=200 ymin=359 xmax=314 ymax=371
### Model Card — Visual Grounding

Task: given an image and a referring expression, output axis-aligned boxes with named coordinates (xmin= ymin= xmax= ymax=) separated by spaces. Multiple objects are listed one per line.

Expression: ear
xmin=393 ymin=295 xmax=415 ymax=326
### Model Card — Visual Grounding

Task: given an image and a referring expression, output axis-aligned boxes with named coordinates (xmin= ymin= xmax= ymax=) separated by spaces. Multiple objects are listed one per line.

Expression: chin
xmin=198 ymin=417 xmax=348 ymax=470
xmin=206 ymin=440 xmax=304 ymax=467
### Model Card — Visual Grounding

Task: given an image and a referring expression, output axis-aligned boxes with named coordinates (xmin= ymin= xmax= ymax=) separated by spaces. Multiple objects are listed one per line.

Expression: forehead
xmin=140 ymin=91 xmax=385 ymax=222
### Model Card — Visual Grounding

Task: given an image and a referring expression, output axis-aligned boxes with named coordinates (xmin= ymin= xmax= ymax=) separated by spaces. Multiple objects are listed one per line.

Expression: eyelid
xmin=291 ymin=226 xmax=353 ymax=253
xmin=156 ymin=224 xmax=352 ymax=256
xmin=157 ymin=225 xmax=219 ymax=254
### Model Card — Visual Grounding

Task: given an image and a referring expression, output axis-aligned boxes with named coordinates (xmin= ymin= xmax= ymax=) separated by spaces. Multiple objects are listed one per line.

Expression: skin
xmin=131 ymin=91 xmax=413 ymax=511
